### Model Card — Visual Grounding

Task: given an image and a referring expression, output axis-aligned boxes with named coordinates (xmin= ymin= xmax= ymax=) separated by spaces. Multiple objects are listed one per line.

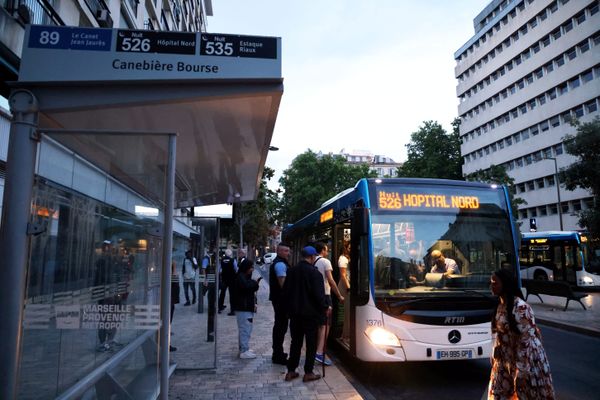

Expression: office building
xmin=455 ymin=0 xmax=599 ymax=231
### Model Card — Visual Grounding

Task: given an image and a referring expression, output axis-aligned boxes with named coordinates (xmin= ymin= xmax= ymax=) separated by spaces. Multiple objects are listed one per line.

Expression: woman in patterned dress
xmin=488 ymin=269 xmax=555 ymax=400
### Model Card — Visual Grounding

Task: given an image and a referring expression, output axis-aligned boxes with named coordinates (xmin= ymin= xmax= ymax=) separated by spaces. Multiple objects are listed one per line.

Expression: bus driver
xmin=430 ymin=250 xmax=460 ymax=276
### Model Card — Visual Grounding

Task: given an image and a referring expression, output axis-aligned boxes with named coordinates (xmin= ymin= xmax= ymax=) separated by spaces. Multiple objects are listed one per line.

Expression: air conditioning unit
xmin=96 ymin=9 xmax=113 ymax=28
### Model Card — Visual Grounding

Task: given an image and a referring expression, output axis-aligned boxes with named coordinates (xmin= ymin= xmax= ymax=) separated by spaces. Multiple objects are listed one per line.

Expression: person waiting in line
xmin=269 ymin=243 xmax=291 ymax=365
xmin=218 ymin=249 xmax=237 ymax=315
xmin=338 ymin=241 xmax=351 ymax=343
xmin=487 ymin=268 xmax=555 ymax=399
xmin=429 ymin=249 xmax=460 ymax=276
xmin=283 ymin=246 xmax=329 ymax=383
xmin=182 ymin=250 xmax=198 ymax=306
xmin=232 ymin=259 xmax=262 ymax=359
xmin=313 ymin=242 xmax=344 ymax=366
xmin=169 ymin=259 xmax=179 ymax=352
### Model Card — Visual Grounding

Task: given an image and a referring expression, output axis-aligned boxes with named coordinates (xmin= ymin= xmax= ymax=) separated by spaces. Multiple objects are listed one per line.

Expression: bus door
xmin=333 ymin=224 xmax=352 ymax=350
xmin=563 ymin=243 xmax=579 ymax=285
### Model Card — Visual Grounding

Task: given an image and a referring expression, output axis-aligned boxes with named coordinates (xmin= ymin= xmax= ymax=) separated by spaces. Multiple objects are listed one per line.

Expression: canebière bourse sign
xmin=18 ymin=25 xmax=281 ymax=82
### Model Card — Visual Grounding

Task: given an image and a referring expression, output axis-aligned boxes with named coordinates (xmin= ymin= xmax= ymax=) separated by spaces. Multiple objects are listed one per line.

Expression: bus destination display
xmin=377 ymin=190 xmax=480 ymax=210
xmin=116 ymin=30 xmax=196 ymax=55
xmin=200 ymin=33 xmax=277 ymax=59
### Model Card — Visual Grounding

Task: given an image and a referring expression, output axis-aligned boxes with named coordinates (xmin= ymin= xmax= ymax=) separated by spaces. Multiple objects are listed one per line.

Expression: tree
xmin=397 ymin=120 xmax=462 ymax=180
xmin=278 ymin=150 xmax=376 ymax=223
xmin=465 ymin=164 xmax=527 ymax=223
xmin=233 ymin=166 xmax=280 ymax=250
xmin=561 ymin=117 xmax=600 ymax=237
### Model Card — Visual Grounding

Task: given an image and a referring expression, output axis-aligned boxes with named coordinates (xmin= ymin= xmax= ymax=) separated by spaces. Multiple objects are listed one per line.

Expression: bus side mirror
xmin=352 ymin=207 xmax=369 ymax=236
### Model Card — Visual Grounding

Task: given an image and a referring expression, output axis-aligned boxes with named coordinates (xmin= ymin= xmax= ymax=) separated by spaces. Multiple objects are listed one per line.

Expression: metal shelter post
xmin=0 ymin=89 xmax=39 ymax=400
xmin=160 ymin=133 xmax=177 ymax=399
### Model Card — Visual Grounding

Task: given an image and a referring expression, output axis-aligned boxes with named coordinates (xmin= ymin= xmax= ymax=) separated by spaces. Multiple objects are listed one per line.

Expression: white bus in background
xmin=520 ymin=231 xmax=600 ymax=288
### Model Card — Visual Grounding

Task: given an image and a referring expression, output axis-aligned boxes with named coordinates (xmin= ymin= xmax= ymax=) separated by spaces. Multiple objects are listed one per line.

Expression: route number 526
xmin=121 ymin=38 xmax=151 ymax=52
xmin=204 ymin=41 xmax=233 ymax=56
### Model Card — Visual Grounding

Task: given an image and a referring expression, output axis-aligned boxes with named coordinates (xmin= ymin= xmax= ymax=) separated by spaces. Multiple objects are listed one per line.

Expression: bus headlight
xmin=583 ymin=276 xmax=594 ymax=285
xmin=365 ymin=326 xmax=401 ymax=347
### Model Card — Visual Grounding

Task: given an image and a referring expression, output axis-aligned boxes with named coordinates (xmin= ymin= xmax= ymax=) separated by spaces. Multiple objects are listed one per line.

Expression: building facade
xmin=337 ymin=148 xmax=402 ymax=178
xmin=455 ymin=0 xmax=599 ymax=231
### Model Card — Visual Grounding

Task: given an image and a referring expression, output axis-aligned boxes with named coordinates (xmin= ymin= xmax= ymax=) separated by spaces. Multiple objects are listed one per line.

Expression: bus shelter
xmin=0 ymin=25 xmax=282 ymax=400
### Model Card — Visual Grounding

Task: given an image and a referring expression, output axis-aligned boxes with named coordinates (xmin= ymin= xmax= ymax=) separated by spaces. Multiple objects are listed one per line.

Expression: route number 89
xmin=39 ymin=31 xmax=60 ymax=45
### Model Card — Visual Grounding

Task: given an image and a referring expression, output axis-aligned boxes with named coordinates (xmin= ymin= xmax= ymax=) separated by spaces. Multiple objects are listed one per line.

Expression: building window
xmin=574 ymin=105 xmax=584 ymax=118
xmin=557 ymin=83 xmax=568 ymax=95
xmin=582 ymin=69 xmax=593 ymax=83
xmin=547 ymin=175 xmax=555 ymax=186
xmin=540 ymin=121 xmax=549 ymax=131
xmin=561 ymin=203 xmax=569 ymax=213
xmin=527 ymin=181 xmax=535 ymax=191
xmin=530 ymin=208 xmax=538 ymax=217
xmin=554 ymin=143 xmax=563 ymax=155
xmin=551 ymin=28 xmax=561 ymax=41
xmin=555 ymin=55 xmax=565 ymax=67
xmin=569 ymin=77 xmax=580 ymax=89
xmin=522 ymin=129 xmax=530 ymax=140
xmin=549 ymin=204 xmax=557 ymax=214
xmin=585 ymin=100 xmax=597 ymax=113
xmin=579 ymin=39 xmax=590 ymax=53
xmin=566 ymin=48 xmax=576 ymax=61
xmin=545 ymin=61 xmax=554 ymax=73
xmin=563 ymin=20 xmax=573 ymax=33
xmin=550 ymin=116 xmax=560 ymax=127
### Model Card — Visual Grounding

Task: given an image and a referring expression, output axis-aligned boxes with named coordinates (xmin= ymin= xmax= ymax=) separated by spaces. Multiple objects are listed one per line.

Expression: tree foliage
xmin=233 ymin=166 xmax=279 ymax=248
xmin=465 ymin=164 xmax=526 ymax=222
xmin=397 ymin=120 xmax=462 ymax=180
xmin=561 ymin=117 xmax=600 ymax=236
xmin=278 ymin=150 xmax=376 ymax=224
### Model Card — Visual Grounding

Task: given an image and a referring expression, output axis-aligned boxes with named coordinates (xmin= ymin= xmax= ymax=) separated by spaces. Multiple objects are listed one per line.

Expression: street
xmin=334 ymin=325 xmax=600 ymax=399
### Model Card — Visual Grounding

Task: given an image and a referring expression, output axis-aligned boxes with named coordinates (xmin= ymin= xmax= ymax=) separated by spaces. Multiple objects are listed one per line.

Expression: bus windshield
xmin=582 ymin=236 xmax=600 ymax=275
xmin=369 ymin=184 xmax=517 ymax=302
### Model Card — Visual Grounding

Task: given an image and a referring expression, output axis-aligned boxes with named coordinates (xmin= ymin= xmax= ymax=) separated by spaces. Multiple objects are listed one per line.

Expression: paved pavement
xmin=169 ymin=268 xmax=362 ymax=400
xmin=169 ymin=269 xmax=600 ymax=399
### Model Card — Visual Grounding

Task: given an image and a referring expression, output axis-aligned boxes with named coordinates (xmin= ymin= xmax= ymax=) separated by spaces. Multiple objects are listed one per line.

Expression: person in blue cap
xmin=283 ymin=246 xmax=330 ymax=383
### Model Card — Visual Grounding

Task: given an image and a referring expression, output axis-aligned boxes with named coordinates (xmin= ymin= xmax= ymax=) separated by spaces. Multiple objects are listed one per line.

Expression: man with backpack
xmin=218 ymin=249 xmax=237 ymax=315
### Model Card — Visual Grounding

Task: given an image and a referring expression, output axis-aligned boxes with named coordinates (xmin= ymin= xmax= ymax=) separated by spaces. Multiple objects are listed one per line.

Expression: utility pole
xmin=545 ymin=156 xmax=564 ymax=231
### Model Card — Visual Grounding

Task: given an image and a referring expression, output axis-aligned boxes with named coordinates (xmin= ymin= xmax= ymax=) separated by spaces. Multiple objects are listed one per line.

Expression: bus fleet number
xmin=367 ymin=319 xmax=382 ymax=327
xmin=39 ymin=31 xmax=60 ymax=46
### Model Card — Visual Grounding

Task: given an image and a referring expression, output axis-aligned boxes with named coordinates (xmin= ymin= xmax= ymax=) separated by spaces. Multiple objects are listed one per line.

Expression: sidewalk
xmin=169 ymin=272 xmax=599 ymax=399
xmin=527 ymin=290 xmax=600 ymax=338
xmin=169 ymin=271 xmax=363 ymax=400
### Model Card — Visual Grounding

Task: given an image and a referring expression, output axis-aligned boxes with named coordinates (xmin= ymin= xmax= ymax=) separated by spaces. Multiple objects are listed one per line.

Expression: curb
xmin=537 ymin=318 xmax=600 ymax=338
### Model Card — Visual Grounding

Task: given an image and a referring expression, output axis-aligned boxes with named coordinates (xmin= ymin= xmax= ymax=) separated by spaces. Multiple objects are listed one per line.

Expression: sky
xmin=208 ymin=0 xmax=491 ymax=188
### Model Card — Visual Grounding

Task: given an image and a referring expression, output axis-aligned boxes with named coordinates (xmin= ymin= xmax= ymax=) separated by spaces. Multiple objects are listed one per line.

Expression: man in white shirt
xmin=430 ymin=250 xmax=460 ymax=276
xmin=313 ymin=242 xmax=344 ymax=366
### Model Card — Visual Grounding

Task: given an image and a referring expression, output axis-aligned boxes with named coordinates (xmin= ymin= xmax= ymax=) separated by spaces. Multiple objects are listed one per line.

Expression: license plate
xmin=436 ymin=349 xmax=473 ymax=360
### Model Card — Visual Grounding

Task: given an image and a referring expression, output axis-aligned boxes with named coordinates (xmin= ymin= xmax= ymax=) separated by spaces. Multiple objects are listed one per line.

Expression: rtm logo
xmin=444 ymin=316 xmax=465 ymax=324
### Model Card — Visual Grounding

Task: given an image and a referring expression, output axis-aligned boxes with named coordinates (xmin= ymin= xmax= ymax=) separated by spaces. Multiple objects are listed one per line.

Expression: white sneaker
xmin=240 ymin=350 xmax=257 ymax=359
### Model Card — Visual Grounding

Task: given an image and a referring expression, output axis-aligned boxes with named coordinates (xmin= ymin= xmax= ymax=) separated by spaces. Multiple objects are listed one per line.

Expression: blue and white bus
xmin=520 ymin=231 xmax=600 ymax=287
xmin=282 ymin=178 xmax=520 ymax=362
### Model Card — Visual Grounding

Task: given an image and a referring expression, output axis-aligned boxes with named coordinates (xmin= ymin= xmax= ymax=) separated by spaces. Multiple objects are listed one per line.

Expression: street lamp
xmin=544 ymin=156 xmax=564 ymax=231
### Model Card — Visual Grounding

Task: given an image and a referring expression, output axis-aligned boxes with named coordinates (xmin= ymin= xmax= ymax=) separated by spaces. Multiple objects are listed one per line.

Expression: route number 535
xmin=121 ymin=38 xmax=151 ymax=52
xmin=204 ymin=41 xmax=233 ymax=56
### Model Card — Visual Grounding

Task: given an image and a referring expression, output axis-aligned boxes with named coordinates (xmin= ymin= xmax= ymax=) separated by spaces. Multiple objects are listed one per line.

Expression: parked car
xmin=263 ymin=252 xmax=277 ymax=265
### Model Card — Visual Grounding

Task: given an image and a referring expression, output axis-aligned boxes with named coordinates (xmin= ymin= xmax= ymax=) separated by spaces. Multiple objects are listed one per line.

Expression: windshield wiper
xmin=442 ymin=288 xmax=495 ymax=300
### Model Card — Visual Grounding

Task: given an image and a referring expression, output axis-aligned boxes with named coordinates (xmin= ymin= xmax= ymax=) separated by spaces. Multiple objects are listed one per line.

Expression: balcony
xmin=3 ymin=0 xmax=64 ymax=26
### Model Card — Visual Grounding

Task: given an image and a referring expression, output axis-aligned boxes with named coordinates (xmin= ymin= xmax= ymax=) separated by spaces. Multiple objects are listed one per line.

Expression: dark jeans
xmin=287 ymin=315 xmax=319 ymax=374
xmin=271 ymin=301 xmax=289 ymax=359
xmin=184 ymin=281 xmax=196 ymax=304
xmin=218 ymin=279 xmax=234 ymax=310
